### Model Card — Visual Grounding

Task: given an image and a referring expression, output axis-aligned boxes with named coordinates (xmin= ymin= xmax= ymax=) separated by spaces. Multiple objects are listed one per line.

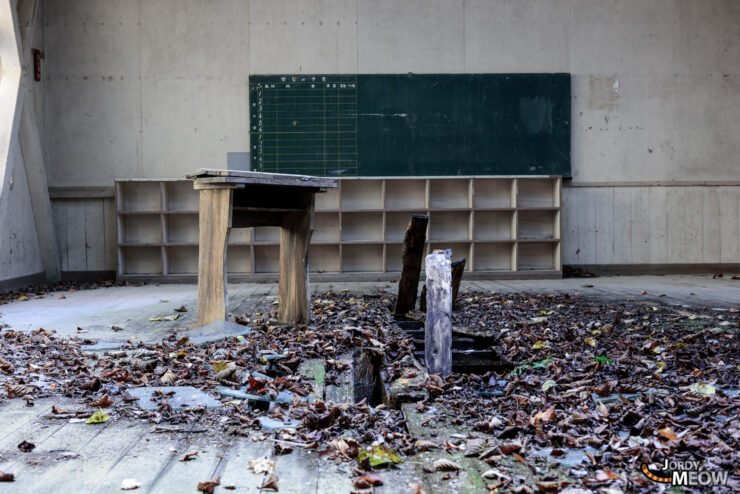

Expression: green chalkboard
xmin=249 ymin=74 xmax=570 ymax=177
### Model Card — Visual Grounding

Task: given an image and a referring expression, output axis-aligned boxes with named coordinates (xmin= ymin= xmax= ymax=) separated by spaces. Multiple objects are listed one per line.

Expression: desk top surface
xmin=187 ymin=169 xmax=337 ymax=189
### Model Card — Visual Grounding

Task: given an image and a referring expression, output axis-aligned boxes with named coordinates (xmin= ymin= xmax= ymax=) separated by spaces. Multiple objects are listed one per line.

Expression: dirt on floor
xmin=0 ymin=284 xmax=738 ymax=493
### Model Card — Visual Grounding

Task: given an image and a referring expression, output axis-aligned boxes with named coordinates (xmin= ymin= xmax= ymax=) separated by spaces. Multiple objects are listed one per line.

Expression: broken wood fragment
xmin=394 ymin=215 xmax=429 ymax=316
xmin=451 ymin=257 xmax=466 ymax=309
xmin=424 ymin=249 xmax=452 ymax=376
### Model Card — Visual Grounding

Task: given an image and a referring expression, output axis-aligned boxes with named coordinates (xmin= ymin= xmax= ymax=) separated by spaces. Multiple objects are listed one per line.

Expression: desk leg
xmin=279 ymin=206 xmax=313 ymax=324
xmin=197 ymin=188 xmax=232 ymax=326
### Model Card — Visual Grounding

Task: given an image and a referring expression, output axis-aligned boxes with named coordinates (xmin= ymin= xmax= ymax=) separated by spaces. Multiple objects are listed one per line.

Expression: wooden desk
xmin=187 ymin=169 xmax=337 ymax=326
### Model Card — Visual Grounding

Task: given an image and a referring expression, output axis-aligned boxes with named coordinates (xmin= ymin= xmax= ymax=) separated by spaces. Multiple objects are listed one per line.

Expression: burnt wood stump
xmin=394 ymin=214 xmax=429 ymax=316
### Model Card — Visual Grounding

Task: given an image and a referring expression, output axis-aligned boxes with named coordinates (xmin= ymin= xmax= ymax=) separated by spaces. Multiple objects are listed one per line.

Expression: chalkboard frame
xmin=249 ymin=73 xmax=571 ymax=177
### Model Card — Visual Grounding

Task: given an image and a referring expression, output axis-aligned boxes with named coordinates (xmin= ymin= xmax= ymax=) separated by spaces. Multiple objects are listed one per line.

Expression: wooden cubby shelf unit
xmin=115 ymin=176 xmax=562 ymax=281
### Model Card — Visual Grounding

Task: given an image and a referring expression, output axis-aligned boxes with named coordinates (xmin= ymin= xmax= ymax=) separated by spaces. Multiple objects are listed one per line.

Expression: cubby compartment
xmin=254 ymin=226 xmax=280 ymax=243
xmin=118 ymin=181 xmax=161 ymax=211
xmin=121 ymin=215 xmax=161 ymax=244
xmin=518 ymin=178 xmax=558 ymax=208
xmin=341 ymin=212 xmax=383 ymax=242
xmin=227 ymin=245 xmax=252 ymax=273
xmin=166 ymin=245 xmax=198 ymax=274
xmin=313 ymin=212 xmax=340 ymax=242
xmin=229 ymin=227 xmax=252 ymax=244
xmin=385 ymin=179 xmax=426 ymax=209
xmin=340 ymin=179 xmax=383 ymax=209
xmin=254 ymin=245 xmax=279 ymax=273
xmin=165 ymin=214 xmax=198 ymax=243
xmin=117 ymin=177 xmax=561 ymax=280
xmin=342 ymin=244 xmax=383 ymax=272
xmin=518 ymin=242 xmax=557 ymax=271
xmin=164 ymin=181 xmax=198 ymax=211
xmin=429 ymin=179 xmax=469 ymax=209
xmin=384 ymin=243 xmax=403 ymax=272
xmin=518 ymin=210 xmax=556 ymax=239
xmin=385 ymin=212 xmax=427 ymax=242
xmin=120 ymin=246 xmax=162 ymax=274
xmin=309 ymin=245 xmax=341 ymax=273
xmin=474 ymin=243 xmax=513 ymax=271
xmin=429 ymin=211 xmax=470 ymax=241
xmin=315 ymin=186 xmax=340 ymax=211
xmin=473 ymin=211 xmax=513 ymax=240
xmin=473 ymin=179 xmax=514 ymax=208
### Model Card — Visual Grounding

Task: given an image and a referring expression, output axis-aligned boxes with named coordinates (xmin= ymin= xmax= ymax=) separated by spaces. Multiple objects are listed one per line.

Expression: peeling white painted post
xmin=424 ymin=249 xmax=452 ymax=376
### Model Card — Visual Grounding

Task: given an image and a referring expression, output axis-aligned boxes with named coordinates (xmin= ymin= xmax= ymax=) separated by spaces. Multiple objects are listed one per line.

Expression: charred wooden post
xmin=419 ymin=284 xmax=426 ymax=312
xmin=451 ymin=257 xmax=466 ymax=309
xmin=394 ymin=214 xmax=429 ymax=316
xmin=424 ymin=249 xmax=452 ymax=376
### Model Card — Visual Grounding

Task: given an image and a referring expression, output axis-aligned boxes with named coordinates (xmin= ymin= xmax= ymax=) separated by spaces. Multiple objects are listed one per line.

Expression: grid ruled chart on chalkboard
xmin=250 ymin=75 xmax=358 ymax=176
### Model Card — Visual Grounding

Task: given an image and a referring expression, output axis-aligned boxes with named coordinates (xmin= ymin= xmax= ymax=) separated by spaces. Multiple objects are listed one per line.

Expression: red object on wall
xmin=32 ymin=48 xmax=43 ymax=81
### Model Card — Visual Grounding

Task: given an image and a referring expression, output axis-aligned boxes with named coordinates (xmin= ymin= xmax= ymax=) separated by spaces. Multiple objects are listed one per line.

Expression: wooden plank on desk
xmin=187 ymin=169 xmax=336 ymax=189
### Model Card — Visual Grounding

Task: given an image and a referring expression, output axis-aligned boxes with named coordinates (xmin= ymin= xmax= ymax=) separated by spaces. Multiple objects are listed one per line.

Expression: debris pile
xmin=0 ymin=289 xmax=738 ymax=492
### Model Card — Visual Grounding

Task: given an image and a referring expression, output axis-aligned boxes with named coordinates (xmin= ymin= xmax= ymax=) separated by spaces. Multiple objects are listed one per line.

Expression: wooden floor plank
xmin=324 ymin=354 xmax=353 ymax=404
xmin=298 ymin=358 xmax=326 ymax=401
xmin=92 ymin=429 xmax=182 ymax=492
xmin=0 ymin=399 xmax=55 ymax=446
xmin=144 ymin=433 xmax=227 ymax=494
xmin=217 ymin=437 xmax=273 ymax=492
xmin=271 ymin=445 xmax=319 ymax=494
xmin=401 ymin=403 xmax=489 ymax=494
xmin=6 ymin=421 xmax=149 ymax=493
xmin=315 ymin=457 xmax=355 ymax=494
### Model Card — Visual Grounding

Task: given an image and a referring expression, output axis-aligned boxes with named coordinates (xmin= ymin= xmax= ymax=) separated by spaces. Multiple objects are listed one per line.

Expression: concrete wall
xmin=40 ymin=0 xmax=740 ymax=272
xmin=0 ymin=0 xmax=44 ymax=289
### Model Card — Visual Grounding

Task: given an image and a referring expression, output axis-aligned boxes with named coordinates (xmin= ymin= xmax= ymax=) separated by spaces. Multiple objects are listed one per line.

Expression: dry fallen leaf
xmin=464 ymin=438 xmax=485 ymax=457
xmin=481 ymin=468 xmax=511 ymax=482
xmin=433 ymin=458 xmax=462 ymax=472
xmin=414 ymin=440 xmax=439 ymax=452
xmin=160 ymin=370 xmax=176 ymax=385
xmin=17 ymin=441 xmax=35 ymax=453
xmin=353 ymin=473 xmax=383 ymax=488
xmin=328 ymin=437 xmax=359 ymax=457
xmin=79 ymin=377 xmax=101 ymax=391
xmin=90 ymin=394 xmax=114 ymax=407
xmin=532 ymin=406 xmax=555 ymax=425
xmin=596 ymin=468 xmax=619 ymax=481
xmin=197 ymin=476 xmax=220 ymax=494
xmin=261 ymin=474 xmax=279 ymax=491
xmin=0 ymin=357 xmax=14 ymax=375
xmin=180 ymin=451 xmax=199 ymax=462
xmin=0 ymin=472 xmax=14 ymax=482
xmin=409 ymin=482 xmax=425 ymax=494
xmin=120 ymin=478 xmax=141 ymax=490
xmin=499 ymin=443 xmax=522 ymax=455
xmin=657 ymin=426 xmax=679 ymax=441
xmin=4 ymin=383 xmax=34 ymax=398
xmin=248 ymin=458 xmax=275 ymax=474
